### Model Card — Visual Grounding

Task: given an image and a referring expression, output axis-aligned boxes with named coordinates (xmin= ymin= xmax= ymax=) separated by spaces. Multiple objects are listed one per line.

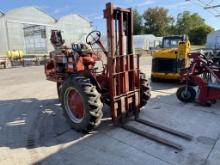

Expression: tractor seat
xmin=72 ymin=43 xmax=92 ymax=56
xmin=208 ymin=82 xmax=220 ymax=89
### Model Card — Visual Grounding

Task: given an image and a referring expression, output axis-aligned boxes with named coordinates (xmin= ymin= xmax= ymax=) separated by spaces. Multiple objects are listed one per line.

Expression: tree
xmin=133 ymin=9 xmax=143 ymax=35
xmin=175 ymin=11 xmax=214 ymax=45
xmin=135 ymin=8 xmax=214 ymax=45
xmin=189 ymin=25 xmax=214 ymax=45
xmin=167 ymin=16 xmax=176 ymax=35
xmin=143 ymin=7 xmax=173 ymax=36
xmin=176 ymin=11 xmax=205 ymax=34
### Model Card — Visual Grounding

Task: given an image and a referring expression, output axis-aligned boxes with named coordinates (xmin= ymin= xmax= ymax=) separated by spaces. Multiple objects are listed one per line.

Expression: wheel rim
xmin=181 ymin=90 xmax=191 ymax=100
xmin=64 ymin=87 xmax=85 ymax=123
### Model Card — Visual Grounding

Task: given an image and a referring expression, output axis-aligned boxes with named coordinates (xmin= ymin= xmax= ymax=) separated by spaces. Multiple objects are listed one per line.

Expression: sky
xmin=1 ymin=0 xmax=220 ymax=34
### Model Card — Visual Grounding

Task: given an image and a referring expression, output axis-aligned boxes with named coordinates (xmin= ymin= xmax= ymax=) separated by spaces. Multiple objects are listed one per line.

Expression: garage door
xmin=24 ymin=24 xmax=47 ymax=54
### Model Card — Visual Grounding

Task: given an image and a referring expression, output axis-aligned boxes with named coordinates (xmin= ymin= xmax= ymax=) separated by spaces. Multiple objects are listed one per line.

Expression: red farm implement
xmin=177 ymin=52 xmax=220 ymax=105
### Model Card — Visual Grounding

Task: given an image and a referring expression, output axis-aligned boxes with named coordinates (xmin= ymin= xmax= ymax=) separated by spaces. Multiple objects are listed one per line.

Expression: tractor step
xmin=122 ymin=118 xmax=193 ymax=150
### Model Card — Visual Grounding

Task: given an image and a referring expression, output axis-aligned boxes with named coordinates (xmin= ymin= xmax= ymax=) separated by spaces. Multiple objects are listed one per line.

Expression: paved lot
xmin=0 ymin=56 xmax=220 ymax=165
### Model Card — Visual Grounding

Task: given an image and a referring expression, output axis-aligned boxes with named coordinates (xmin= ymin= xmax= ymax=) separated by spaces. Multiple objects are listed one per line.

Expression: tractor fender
xmin=83 ymin=72 xmax=102 ymax=93
xmin=65 ymin=72 xmax=102 ymax=93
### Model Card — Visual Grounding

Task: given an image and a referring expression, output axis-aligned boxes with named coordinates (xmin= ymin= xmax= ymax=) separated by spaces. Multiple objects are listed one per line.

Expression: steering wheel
xmin=86 ymin=31 xmax=101 ymax=45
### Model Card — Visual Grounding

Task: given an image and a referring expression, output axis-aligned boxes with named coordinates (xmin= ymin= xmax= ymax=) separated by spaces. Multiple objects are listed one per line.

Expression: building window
xmin=23 ymin=24 xmax=47 ymax=54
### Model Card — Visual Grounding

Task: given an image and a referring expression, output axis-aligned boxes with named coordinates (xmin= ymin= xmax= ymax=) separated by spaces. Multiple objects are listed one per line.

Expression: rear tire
xmin=176 ymin=86 xmax=196 ymax=103
xmin=140 ymin=73 xmax=151 ymax=107
xmin=61 ymin=74 xmax=103 ymax=133
xmin=57 ymin=83 xmax=62 ymax=102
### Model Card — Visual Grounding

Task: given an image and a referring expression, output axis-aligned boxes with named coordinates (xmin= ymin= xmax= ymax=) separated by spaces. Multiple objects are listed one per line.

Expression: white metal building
xmin=56 ymin=14 xmax=91 ymax=46
xmin=0 ymin=7 xmax=92 ymax=56
xmin=0 ymin=11 xmax=3 ymax=17
xmin=134 ymin=35 xmax=162 ymax=50
xmin=206 ymin=30 xmax=220 ymax=49
xmin=97 ymin=34 xmax=162 ymax=52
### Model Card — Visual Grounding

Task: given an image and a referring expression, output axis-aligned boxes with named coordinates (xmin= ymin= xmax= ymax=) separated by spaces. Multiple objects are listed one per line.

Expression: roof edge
xmin=34 ymin=6 xmax=57 ymax=22
xmin=58 ymin=13 xmax=92 ymax=27
xmin=2 ymin=6 xmax=92 ymax=26
xmin=0 ymin=11 xmax=4 ymax=16
xmin=5 ymin=6 xmax=57 ymax=22
xmin=208 ymin=29 xmax=220 ymax=35
xmin=59 ymin=13 xmax=91 ymax=23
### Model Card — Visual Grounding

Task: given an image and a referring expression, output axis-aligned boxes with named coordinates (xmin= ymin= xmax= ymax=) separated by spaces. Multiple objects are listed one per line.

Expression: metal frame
xmin=104 ymin=3 xmax=192 ymax=150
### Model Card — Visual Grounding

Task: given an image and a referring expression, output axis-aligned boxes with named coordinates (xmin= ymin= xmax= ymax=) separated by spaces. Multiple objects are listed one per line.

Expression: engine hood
xmin=153 ymin=48 xmax=178 ymax=59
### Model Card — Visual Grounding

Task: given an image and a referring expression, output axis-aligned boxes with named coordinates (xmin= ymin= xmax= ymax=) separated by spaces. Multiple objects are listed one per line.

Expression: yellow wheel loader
xmin=151 ymin=35 xmax=191 ymax=81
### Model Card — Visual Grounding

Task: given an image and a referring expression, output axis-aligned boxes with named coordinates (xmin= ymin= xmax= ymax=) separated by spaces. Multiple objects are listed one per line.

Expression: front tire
xmin=176 ymin=86 xmax=196 ymax=103
xmin=61 ymin=74 xmax=103 ymax=133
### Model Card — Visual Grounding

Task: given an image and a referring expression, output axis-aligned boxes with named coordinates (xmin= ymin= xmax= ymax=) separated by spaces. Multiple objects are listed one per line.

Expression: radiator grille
xmin=152 ymin=58 xmax=177 ymax=73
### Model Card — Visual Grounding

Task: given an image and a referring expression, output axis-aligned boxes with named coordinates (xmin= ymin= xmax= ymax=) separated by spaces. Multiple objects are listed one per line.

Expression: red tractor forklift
xmin=45 ymin=3 xmax=192 ymax=150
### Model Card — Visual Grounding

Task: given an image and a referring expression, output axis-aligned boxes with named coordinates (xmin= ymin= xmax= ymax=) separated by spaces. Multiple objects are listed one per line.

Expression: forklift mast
xmin=104 ymin=3 xmax=140 ymax=124
xmin=102 ymin=4 xmax=193 ymax=150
